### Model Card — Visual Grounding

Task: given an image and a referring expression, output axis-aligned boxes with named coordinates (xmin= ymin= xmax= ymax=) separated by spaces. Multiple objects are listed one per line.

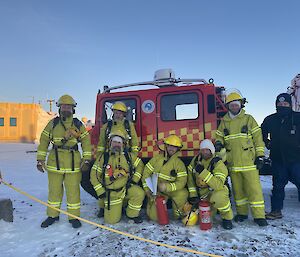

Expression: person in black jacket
xmin=261 ymin=93 xmax=300 ymax=220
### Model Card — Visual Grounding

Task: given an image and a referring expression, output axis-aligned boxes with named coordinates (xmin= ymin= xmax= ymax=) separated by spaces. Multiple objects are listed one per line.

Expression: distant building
xmin=0 ymin=102 xmax=56 ymax=143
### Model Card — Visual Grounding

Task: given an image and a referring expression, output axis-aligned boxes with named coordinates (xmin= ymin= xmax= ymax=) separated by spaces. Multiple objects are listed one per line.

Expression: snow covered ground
xmin=0 ymin=143 xmax=299 ymax=257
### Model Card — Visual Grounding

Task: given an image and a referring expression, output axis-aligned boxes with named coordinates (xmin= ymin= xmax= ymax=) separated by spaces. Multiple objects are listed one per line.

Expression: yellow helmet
xmin=112 ymin=102 xmax=127 ymax=112
xmin=109 ymin=130 xmax=127 ymax=141
xmin=225 ymin=92 xmax=243 ymax=104
xmin=164 ymin=134 xmax=183 ymax=148
xmin=182 ymin=211 xmax=198 ymax=226
xmin=56 ymin=94 xmax=77 ymax=107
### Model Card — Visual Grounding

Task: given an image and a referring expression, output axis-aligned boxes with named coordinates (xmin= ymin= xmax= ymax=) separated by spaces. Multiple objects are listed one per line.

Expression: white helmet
xmin=200 ymin=139 xmax=215 ymax=155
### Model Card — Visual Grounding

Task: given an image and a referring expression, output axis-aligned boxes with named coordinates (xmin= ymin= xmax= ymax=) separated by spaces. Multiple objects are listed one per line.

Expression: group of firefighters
xmin=36 ymin=86 xmax=300 ymax=230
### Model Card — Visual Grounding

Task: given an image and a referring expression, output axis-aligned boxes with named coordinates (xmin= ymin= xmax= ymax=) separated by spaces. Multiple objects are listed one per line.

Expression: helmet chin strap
xmin=164 ymin=145 xmax=178 ymax=159
xmin=164 ymin=147 xmax=170 ymax=159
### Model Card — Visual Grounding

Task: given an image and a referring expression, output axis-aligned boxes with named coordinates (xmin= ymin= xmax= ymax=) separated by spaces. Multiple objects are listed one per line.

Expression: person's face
xmin=277 ymin=101 xmax=290 ymax=107
xmin=200 ymin=148 xmax=212 ymax=160
xmin=60 ymin=104 xmax=73 ymax=118
xmin=166 ymin=144 xmax=179 ymax=156
xmin=113 ymin=110 xmax=125 ymax=121
xmin=228 ymin=102 xmax=241 ymax=115
xmin=276 ymin=100 xmax=292 ymax=116
xmin=110 ymin=140 xmax=123 ymax=153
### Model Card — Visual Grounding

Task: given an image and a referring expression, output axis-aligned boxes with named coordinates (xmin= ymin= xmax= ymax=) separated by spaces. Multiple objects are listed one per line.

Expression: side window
xmin=102 ymin=99 xmax=137 ymax=124
xmin=0 ymin=118 xmax=4 ymax=126
xmin=161 ymin=93 xmax=199 ymax=121
xmin=10 ymin=117 xmax=17 ymax=126
xmin=207 ymin=94 xmax=216 ymax=114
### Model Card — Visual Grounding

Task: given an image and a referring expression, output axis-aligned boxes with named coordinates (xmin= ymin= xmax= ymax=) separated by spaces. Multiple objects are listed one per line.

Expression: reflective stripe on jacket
xmin=90 ymin=152 xmax=144 ymax=197
xmin=97 ymin=120 xmax=139 ymax=154
xmin=142 ymin=152 xmax=187 ymax=193
xmin=37 ymin=116 xmax=92 ymax=173
xmin=187 ymin=155 xmax=228 ymax=198
xmin=216 ymin=109 xmax=265 ymax=172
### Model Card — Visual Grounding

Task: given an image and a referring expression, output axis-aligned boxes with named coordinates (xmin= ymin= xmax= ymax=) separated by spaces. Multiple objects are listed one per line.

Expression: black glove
xmin=98 ymin=192 xmax=106 ymax=199
xmin=188 ymin=197 xmax=199 ymax=205
xmin=80 ymin=160 xmax=91 ymax=172
xmin=215 ymin=141 xmax=224 ymax=152
xmin=195 ymin=163 xmax=204 ymax=173
xmin=255 ymin=156 xmax=264 ymax=170
xmin=36 ymin=160 xmax=45 ymax=173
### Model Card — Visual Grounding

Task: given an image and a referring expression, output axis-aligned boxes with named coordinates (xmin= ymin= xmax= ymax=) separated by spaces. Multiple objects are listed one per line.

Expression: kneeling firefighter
xmin=90 ymin=130 xmax=145 ymax=224
xmin=142 ymin=134 xmax=188 ymax=222
xmin=37 ymin=94 xmax=92 ymax=228
xmin=186 ymin=139 xmax=233 ymax=229
xmin=81 ymin=101 xmax=140 ymax=199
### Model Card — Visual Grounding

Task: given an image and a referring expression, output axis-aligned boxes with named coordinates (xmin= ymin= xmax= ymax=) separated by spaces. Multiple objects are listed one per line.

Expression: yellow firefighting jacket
xmin=37 ymin=116 xmax=92 ymax=173
xmin=187 ymin=155 xmax=228 ymax=198
xmin=142 ymin=152 xmax=187 ymax=193
xmin=97 ymin=119 xmax=139 ymax=154
xmin=216 ymin=109 xmax=265 ymax=172
xmin=90 ymin=151 xmax=144 ymax=197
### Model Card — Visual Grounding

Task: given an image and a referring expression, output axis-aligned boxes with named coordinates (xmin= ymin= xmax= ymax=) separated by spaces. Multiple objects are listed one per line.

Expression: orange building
xmin=0 ymin=102 xmax=56 ymax=143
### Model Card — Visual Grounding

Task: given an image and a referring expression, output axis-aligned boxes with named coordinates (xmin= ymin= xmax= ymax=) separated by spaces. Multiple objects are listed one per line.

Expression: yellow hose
xmin=1 ymin=179 xmax=223 ymax=257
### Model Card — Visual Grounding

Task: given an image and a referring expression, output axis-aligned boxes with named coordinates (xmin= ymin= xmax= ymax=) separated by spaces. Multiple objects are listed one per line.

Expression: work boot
xmin=222 ymin=219 xmax=233 ymax=230
xmin=69 ymin=219 xmax=82 ymax=228
xmin=234 ymin=214 xmax=248 ymax=222
xmin=128 ymin=215 xmax=143 ymax=224
xmin=265 ymin=210 xmax=283 ymax=220
xmin=97 ymin=208 xmax=104 ymax=218
xmin=41 ymin=216 xmax=59 ymax=228
xmin=254 ymin=218 xmax=268 ymax=227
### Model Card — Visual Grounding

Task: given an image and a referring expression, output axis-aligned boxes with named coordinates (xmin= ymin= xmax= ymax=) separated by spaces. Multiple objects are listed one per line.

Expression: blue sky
xmin=1 ymin=0 xmax=299 ymax=124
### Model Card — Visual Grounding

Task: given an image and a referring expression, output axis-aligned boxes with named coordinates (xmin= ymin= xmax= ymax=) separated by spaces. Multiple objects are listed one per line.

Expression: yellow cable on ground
xmin=1 ymin=179 xmax=223 ymax=257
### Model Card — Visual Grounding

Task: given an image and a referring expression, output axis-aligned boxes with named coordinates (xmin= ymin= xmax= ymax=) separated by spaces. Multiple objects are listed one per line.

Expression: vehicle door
xmin=156 ymin=90 xmax=204 ymax=158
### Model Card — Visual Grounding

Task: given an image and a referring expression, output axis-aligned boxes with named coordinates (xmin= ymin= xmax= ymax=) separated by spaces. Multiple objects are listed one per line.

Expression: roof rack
xmin=102 ymin=78 xmax=209 ymax=93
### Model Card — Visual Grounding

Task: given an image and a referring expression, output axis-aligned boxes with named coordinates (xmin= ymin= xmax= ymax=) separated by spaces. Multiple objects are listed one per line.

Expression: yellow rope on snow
xmin=1 ymin=179 xmax=223 ymax=257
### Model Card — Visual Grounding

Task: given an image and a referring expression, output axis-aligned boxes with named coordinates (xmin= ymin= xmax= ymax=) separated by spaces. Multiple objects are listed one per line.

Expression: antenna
xmin=47 ymin=99 xmax=55 ymax=112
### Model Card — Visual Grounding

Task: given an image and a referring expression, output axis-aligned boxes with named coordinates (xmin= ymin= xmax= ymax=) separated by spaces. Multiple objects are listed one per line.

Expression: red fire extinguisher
xmin=199 ymin=199 xmax=212 ymax=230
xmin=107 ymin=164 xmax=113 ymax=177
xmin=155 ymin=195 xmax=169 ymax=225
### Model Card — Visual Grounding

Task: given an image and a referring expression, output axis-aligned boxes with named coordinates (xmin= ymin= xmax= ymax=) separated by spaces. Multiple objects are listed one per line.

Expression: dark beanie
xmin=276 ymin=93 xmax=292 ymax=107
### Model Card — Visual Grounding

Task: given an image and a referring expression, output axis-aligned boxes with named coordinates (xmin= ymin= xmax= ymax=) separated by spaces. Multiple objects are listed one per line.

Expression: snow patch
xmin=0 ymin=143 xmax=299 ymax=257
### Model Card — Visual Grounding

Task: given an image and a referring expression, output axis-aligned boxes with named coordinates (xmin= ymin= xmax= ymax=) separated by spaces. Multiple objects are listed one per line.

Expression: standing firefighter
xmin=90 ymin=130 xmax=145 ymax=224
xmin=37 ymin=94 xmax=92 ymax=228
xmin=142 ymin=135 xmax=188 ymax=221
xmin=215 ymin=90 xmax=268 ymax=226
xmin=187 ymin=139 xmax=233 ymax=230
xmin=97 ymin=101 xmax=139 ymax=156
xmin=262 ymin=93 xmax=300 ymax=220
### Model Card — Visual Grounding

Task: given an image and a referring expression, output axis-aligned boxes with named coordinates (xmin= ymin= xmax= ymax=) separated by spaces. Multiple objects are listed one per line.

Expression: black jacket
xmin=261 ymin=111 xmax=300 ymax=163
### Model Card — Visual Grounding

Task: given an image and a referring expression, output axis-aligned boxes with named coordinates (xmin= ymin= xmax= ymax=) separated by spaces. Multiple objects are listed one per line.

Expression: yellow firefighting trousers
xmin=47 ymin=171 xmax=81 ymax=219
xmin=98 ymin=185 xmax=145 ymax=224
xmin=230 ymin=170 xmax=265 ymax=219
xmin=208 ymin=187 xmax=233 ymax=220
